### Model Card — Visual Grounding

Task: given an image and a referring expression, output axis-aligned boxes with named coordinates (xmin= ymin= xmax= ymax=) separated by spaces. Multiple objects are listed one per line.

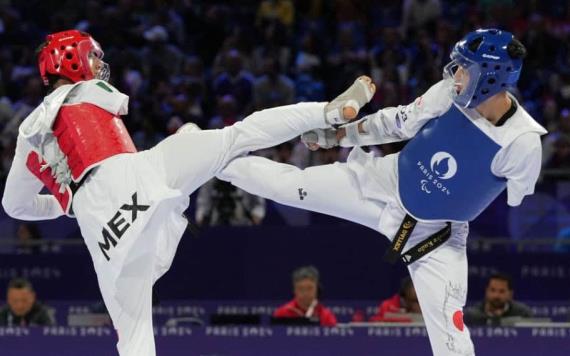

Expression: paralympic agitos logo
xmin=417 ymin=152 xmax=457 ymax=195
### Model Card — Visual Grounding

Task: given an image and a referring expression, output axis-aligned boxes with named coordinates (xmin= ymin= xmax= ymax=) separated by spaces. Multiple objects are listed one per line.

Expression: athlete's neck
xmin=475 ymin=92 xmax=512 ymax=126
xmin=55 ymin=79 xmax=73 ymax=88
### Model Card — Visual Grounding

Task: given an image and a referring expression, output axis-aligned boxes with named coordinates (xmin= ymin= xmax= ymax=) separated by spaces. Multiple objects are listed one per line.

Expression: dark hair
xmin=466 ymin=36 xmax=526 ymax=60
xmin=488 ymin=272 xmax=513 ymax=290
xmin=44 ymin=74 xmax=66 ymax=91
xmin=467 ymin=36 xmax=483 ymax=53
xmin=507 ymin=38 xmax=527 ymax=60
xmin=8 ymin=278 xmax=34 ymax=292
xmin=292 ymin=265 xmax=320 ymax=285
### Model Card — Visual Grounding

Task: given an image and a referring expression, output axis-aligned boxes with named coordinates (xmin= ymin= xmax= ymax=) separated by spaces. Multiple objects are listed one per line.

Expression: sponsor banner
xmin=1 ymin=326 xmax=569 ymax=356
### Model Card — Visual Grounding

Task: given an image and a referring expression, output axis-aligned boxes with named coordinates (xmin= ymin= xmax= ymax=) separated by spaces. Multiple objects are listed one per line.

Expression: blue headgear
xmin=443 ymin=29 xmax=523 ymax=108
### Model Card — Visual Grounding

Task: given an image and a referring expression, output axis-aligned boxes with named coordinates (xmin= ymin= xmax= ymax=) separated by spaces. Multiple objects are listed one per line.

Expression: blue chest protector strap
xmin=383 ymin=214 xmax=451 ymax=265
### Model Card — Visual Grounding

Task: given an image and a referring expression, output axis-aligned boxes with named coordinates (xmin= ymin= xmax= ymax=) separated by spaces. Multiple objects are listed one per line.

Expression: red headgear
xmin=38 ymin=30 xmax=106 ymax=86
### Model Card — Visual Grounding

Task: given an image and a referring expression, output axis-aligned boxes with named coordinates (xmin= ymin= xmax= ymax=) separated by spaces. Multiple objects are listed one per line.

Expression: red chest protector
xmin=25 ymin=102 xmax=137 ymax=215
xmin=53 ymin=102 xmax=137 ymax=180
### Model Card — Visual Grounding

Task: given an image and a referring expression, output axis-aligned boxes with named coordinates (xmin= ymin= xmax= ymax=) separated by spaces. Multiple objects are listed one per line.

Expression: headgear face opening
xmin=443 ymin=29 xmax=523 ymax=108
xmin=443 ymin=52 xmax=481 ymax=108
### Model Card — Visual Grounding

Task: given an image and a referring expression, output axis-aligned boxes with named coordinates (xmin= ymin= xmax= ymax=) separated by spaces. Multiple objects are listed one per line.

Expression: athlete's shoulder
xmin=75 ymin=79 xmax=123 ymax=95
xmin=495 ymin=99 xmax=546 ymax=150
xmin=414 ymin=79 xmax=454 ymax=116
xmin=65 ymin=80 xmax=129 ymax=115
xmin=508 ymin=99 xmax=547 ymax=136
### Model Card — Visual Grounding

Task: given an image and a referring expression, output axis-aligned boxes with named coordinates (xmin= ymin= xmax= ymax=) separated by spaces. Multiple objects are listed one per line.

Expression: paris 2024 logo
xmin=418 ymin=152 xmax=457 ymax=195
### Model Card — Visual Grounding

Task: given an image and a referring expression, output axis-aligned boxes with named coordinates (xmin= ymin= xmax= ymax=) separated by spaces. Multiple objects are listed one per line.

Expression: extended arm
xmin=303 ymin=80 xmax=453 ymax=148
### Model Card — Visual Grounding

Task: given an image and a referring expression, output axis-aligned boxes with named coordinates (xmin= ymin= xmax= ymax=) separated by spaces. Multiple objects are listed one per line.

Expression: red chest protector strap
xmin=53 ymin=102 xmax=137 ymax=181
xmin=26 ymin=151 xmax=72 ymax=215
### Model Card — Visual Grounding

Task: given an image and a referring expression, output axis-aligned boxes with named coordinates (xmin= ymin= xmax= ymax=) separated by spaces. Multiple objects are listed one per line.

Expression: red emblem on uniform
xmin=453 ymin=310 xmax=464 ymax=331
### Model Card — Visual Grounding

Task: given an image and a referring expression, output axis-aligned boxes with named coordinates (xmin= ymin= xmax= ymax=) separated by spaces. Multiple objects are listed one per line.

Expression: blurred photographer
xmin=196 ymin=178 xmax=265 ymax=226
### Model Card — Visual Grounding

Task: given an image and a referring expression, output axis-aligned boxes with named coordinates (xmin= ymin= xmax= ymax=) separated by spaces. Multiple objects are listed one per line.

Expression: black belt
xmin=69 ymin=166 xmax=97 ymax=195
xmin=383 ymin=214 xmax=451 ymax=265
xmin=68 ymin=168 xmax=95 ymax=216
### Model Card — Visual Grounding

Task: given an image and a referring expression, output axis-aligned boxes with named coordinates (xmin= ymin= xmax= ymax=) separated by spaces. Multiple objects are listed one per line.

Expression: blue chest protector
xmin=398 ymin=105 xmax=507 ymax=221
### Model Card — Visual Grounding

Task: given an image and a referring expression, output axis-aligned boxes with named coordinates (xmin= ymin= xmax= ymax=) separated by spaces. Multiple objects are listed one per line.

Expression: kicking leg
xmin=407 ymin=223 xmax=475 ymax=356
xmin=146 ymin=76 xmax=375 ymax=196
xmin=218 ymin=155 xmax=384 ymax=230
xmin=147 ymin=104 xmax=336 ymax=196
xmin=218 ymin=75 xmax=375 ymax=161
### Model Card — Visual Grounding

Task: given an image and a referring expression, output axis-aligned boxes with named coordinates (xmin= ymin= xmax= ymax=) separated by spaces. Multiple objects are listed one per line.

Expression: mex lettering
xmin=98 ymin=192 xmax=150 ymax=261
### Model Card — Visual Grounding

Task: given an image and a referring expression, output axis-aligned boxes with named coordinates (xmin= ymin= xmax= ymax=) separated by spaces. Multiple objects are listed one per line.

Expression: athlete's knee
xmin=176 ymin=122 xmax=202 ymax=134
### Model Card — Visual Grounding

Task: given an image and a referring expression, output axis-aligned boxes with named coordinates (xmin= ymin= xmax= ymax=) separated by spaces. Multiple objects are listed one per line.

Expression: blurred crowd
xmin=1 ymin=0 xmax=570 ymax=228
xmin=1 ymin=0 xmax=570 ymax=184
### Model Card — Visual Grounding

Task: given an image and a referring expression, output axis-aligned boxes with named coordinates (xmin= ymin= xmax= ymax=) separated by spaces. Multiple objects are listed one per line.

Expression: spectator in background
xmin=195 ymin=178 xmax=265 ymax=226
xmin=295 ymin=70 xmax=325 ymax=103
xmin=326 ymin=24 xmax=368 ymax=96
xmin=212 ymin=49 xmax=254 ymax=115
xmin=0 ymin=278 xmax=54 ymax=326
xmin=401 ymin=0 xmax=442 ymax=36
xmin=273 ymin=266 xmax=337 ymax=327
xmin=544 ymin=136 xmax=570 ymax=170
xmin=140 ymin=25 xmax=185 ymax=80
xmin=293 ymin=33 xmax=325 ymax=104
xmin=464 ymin=273 xmax=532 ymax=326
xmin=0 ymin=137 xmax=16 ymax=183
xmin=369 ymin=276 xmax=422 ymax=322
xmin=253 ymin=57 xmax=295 ymax=110
xmin=2 ymin=76 xmax=43 ymax=138
xmin=208 ymin=95 xmax=241 ymax=129
xmin=131 ymin=118 xmax=165 ymax=150
xmin=0 ymin=96 xmax=15 ymax=130
xmin=15 ymin=222 xmax=41 ymax=254
xmin=294 ymin=32 xmax=322 ymax=76
xmin=252 ymin=22 xmax=291 ymax=77
xmin=256 ymin=0 xmax=295 ymax=29
xmin=542 ymin=108 xmax=570 ymax=172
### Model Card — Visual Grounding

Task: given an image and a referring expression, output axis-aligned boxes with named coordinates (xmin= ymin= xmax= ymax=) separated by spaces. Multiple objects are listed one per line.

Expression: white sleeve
xmin=339 ymin=80 xmax=453 ymax=146
xmin=492 ymin=132 xmax=543 ymax=207
xmin=2 ymin=135 xmax=64 ymax=220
